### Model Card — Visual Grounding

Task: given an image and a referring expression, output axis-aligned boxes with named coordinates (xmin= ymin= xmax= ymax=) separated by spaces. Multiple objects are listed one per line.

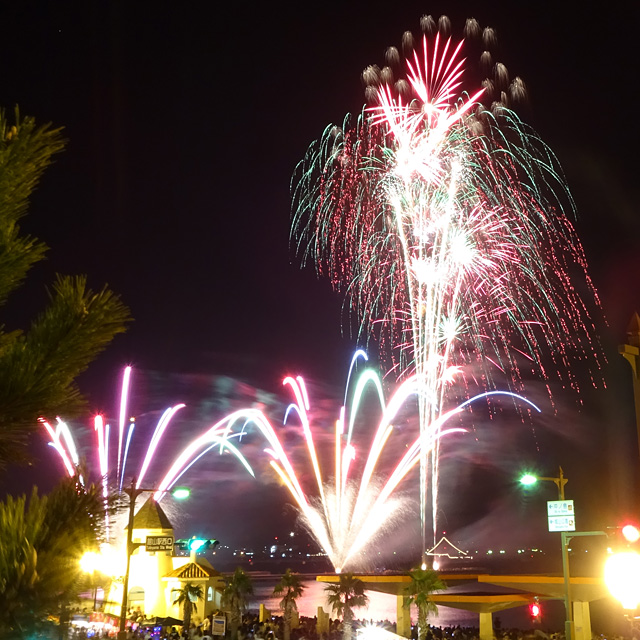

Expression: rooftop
xmin=130 ymin=496 xmax=173 ymax=531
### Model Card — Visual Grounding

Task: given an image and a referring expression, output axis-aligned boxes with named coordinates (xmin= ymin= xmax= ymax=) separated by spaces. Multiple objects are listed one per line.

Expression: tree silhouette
xmin=324 ymin=573 xmax=369 ymax=640
xmin=404 ymin=568 xmax=446 ymax=640
xmin=221 ymin=567 xmax=253 ymax=639
xmin=273 ymin=569 xmax=305 ymax=640
xmin=0 ymin=477 xmax=114 ymax=637
xmin=172 ymin=582 xmax=204 ymax=633
xmin=0 ymin=107 xmax=131 ymax=469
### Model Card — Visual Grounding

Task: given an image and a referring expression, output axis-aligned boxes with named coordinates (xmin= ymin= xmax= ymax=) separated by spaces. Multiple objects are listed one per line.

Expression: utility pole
xmin=119 ymin=479 xmax=141 ymax=639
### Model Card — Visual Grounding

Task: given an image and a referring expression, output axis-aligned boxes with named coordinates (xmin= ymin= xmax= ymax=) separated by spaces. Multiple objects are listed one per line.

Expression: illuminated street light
xmin=519 ymin=466 xmax=568 ymax=499
xmin=604 ymin=522 xmax=640 ymax=611
xmin=518 ymin=466 xmax=573 ymax=640
xmin=80 ymin=551 xmax=101 ymax=611
xmin=605 ymin=551 xmax=640 ymax=610
xmin=80 ymin=551 xmax=100 ymax=574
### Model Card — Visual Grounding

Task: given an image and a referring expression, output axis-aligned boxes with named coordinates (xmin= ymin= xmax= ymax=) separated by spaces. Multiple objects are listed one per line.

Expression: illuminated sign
xmin=145 ymin=535 xmax=174 ymax=551
xmin=547 ymin=500 xmax=576 ymax=532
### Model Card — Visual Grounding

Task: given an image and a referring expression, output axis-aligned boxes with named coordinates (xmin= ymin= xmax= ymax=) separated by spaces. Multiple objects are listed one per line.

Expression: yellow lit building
xmin=106 ymin=497 xmax=224 ymax=624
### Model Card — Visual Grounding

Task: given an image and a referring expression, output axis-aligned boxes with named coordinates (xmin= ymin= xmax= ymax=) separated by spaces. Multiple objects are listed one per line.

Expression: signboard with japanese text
xmin=547 ymin=500 xmax=576 ymax=531
xmin=547 ymin=500 xmax=574 ymax=516
xmin=145 ymin=535 xmax=174 ymax=551
xmin=548 ymin=515 xmax=576 ymax=532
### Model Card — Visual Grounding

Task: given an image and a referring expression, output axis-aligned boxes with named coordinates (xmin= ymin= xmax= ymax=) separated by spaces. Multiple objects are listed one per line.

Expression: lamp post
xmin=118 ymin=480 xmax=189 ymax=639
xmin=520 ymin=467 xmax=574 ymax=640
xmin=520 ymin=465 xmax=568 ymax=499
xmin=520 ymin=469 xmax=607 ymax=640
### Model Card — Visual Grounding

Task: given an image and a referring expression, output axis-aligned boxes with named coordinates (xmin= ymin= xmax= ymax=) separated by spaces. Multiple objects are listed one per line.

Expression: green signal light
xmin=520 ymin=474 xmax=537 ymax=486
xmin=176 ymin=537 xmax=219 ymax=553
xmin=188 ymin=538 xmax=207 ymax=552
xmin=172 ymin=487 xmax=190 ymax=500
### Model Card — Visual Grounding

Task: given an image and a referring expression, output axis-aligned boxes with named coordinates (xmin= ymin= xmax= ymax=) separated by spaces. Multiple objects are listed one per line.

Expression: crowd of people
xmin=68 ymin=610 xmax=632 ymax=640
xmin=82 ymin=615 xmax=566 ymax=640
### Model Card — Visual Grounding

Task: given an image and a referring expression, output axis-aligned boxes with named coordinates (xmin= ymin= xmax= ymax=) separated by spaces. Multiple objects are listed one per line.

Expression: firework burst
xmin=292 ymin=15 xmax=601 ymax=560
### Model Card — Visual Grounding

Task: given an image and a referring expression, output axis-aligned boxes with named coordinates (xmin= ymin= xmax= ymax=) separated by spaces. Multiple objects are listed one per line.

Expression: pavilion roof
xmin=164 ymin=561 xmax=221 ymax=580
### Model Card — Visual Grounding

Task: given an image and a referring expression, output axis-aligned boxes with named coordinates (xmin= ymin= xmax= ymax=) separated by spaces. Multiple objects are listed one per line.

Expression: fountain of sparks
xmin=291 ymin=16 xmax=602 ymax=563
xmin=42 ymin=356 xmax=540 ymax=571
xmin=153 ymin=350 xmax=539 ymax=572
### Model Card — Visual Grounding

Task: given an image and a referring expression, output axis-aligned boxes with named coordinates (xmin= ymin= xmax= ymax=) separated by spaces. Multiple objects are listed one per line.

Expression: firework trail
xmin=292 ymin=15 xmax=601 ymax=562
xmin=41 ymin=357 xmax=539 ymax=571
xmin=40 ymin=417 xmax=84 ymax=485
xmin=41 ymin=367 xmax=250 ymax=511
xmin=156 ymin=351 xmax=538 ymax=572
xmin=148 ymin=350 xmax=463 ymax=570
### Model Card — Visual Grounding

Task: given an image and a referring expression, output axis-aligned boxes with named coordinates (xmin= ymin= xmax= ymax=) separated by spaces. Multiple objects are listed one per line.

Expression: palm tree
xmin=324 ymin=573 xmax=369 ymax=640
xmin=404 ymin=568 xmax=446 ymax=640
xmin=172 ymin=582 xmax=204 ymax=634
xmin=221 ymin=567 xmax=253 ymax=639
xmin=273 ymin=569 xmax=305 ymax=640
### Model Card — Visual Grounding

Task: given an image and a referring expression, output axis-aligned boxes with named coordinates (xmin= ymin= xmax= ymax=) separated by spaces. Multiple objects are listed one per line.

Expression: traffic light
xmin=622 ymin=524 xmax=640 ymax=543
xmin=606 ymin=522 xmax=640 ymax=553
xmin=175 ymin=537 xmax=219 ymax=553
xmin=529 ymin=599 xmax=541 ymax=622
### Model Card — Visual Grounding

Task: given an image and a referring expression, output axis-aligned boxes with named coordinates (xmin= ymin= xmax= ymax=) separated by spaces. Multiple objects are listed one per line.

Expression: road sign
xmin=548 ymin=515 xmax=576 ymax=532
xmin=547 ymin=500 xmax=575 ymax=531
xmin=547 ymin=500 xmax=574 ymax=516
xmin=145 ymin=535 xmax=174 ymax=551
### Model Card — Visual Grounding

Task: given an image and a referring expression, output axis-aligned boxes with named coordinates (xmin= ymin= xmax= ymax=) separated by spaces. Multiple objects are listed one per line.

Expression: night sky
xmin=1 ymin=1 xmax=639 ymax=565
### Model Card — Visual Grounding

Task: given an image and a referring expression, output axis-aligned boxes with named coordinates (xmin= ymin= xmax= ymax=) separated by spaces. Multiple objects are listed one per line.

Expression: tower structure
xmin=105 ymin=497 xmax=176 ymax=619
xmin=106 ymin=497 xmax=224 ymax=623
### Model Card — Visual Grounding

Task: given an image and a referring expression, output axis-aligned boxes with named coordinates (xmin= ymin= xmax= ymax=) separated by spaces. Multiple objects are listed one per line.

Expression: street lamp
xmin=605 ymin=524 xmax=640 ymax=611
xmin=605 ymin=552 xmax=640 ymax=610
xmin=118 ymin=480 xmax=188 ymax=640
xmin=519 ymin=466 xmax=574 ymax=640
xmin=519 ymin=466 xmax=568 ymax=499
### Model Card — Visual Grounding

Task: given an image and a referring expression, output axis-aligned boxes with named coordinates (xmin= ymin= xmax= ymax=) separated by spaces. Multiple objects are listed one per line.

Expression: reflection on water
xmin=246 ymin=574 xmax=629 ymax=636
xmin=249 ymin=577 xmax=477 ymax=627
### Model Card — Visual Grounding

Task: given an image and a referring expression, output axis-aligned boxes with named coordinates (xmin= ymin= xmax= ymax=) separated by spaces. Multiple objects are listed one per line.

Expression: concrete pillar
xmin=259 ymin=604 xmax=271 ymax=622
xmin=396 ymin=595 xmax=411 ymax=639
xmin=573 ymin=601 xmax=591 ymax=640
xmin=479 ymin=612 xmax=493 ymax=640
xmin=317 ymin=606 xmax=330 ymax=635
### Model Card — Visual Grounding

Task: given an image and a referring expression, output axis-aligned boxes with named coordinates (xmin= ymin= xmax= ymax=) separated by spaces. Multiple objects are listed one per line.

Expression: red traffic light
xmin=529 ymin=602 xmax=541 ymax=619
xmin=607 ymin=523 xmax=640 ymax=549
